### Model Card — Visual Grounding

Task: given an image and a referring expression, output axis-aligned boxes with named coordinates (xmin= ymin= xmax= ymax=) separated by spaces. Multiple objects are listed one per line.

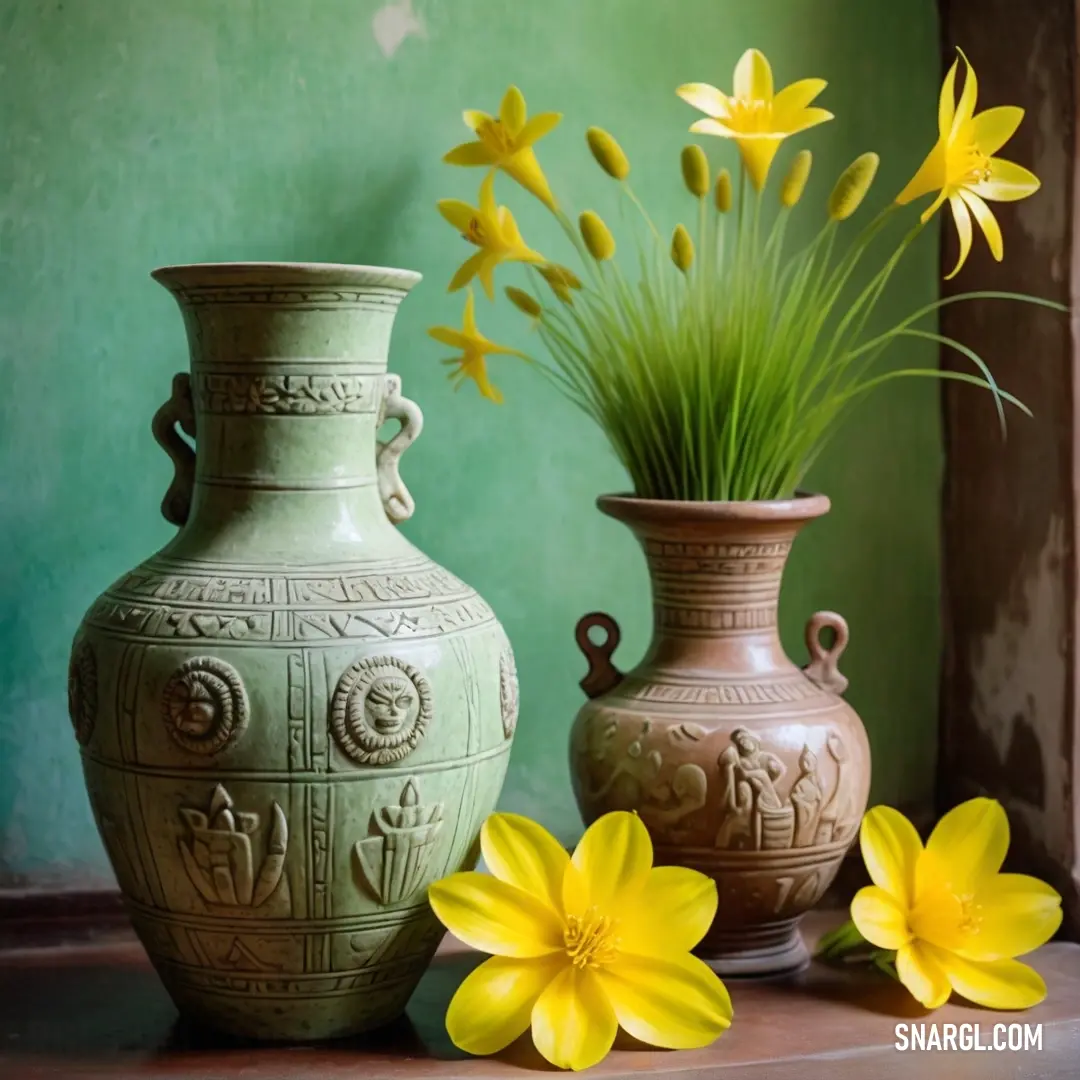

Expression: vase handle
xmin=575 ymin=612 xmax=624 ymax=699
xmin=377 ymin=374 xmax=423 ymax=525
xmin=803 ymin=610 xmax=850 ymax=695
xmin=152 ymin=372 xmax=196 ymax=527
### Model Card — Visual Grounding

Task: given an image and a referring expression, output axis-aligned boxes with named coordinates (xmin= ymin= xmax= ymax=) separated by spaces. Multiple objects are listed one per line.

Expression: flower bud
xmin=780 ymin=150 xmax=812 ymax=208
xmin=505 ymin=286 xmax=541 ymax=318
xmin=671 ymin=224 xmax=694 ymax=273
xmin=714 ymin=168 xmax=733 ymax=213
xmin=586 ymin=127 xmax=630 ymax=180
xmin=681 ymin=145 xmax=710 ymax=198
xmin=828 ymin=152 xmax=880 ymax=221
xmin=580 ymin=211 xmax=616 ymax=261
xmin=538 ymin=263 xmax=582 ymax=304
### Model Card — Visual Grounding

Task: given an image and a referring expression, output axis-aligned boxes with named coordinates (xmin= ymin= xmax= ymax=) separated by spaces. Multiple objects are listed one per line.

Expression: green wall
xmin=0 ymin=0 xmax=941 ymax=886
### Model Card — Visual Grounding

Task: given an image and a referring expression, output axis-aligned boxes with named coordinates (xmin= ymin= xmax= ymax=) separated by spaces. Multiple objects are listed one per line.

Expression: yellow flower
xmin=896 ymin=50 xmax=1040 ymax=279
xmin=438 ymin=173 xmax=545 ymax=300
xmin=851 ymin=799 xmax=1062 ymax=1010
xmin=444 ymin=86 xmax=562 ymax=210
xmin=677 ymin=48 xmax=833 ymax=191
xmin=537 ymin=263 xmax=582 ymax=305
xmin=428 ymin=811 xmax=732 ymax=1071
xmin=428 ymin=290 xmax=524 ymax=404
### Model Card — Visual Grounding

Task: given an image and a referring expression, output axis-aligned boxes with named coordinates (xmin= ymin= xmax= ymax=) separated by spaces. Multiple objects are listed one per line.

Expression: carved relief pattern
xmin=178 ymin=785 xmax=289 ymax=914
xmin=355 ymin=778 xmax=444 ymax=904
xmin=331 ymin=655 xmax=433 ymax=766
xmin=192 ymin=373 xmax=378 ymax=416
xmin=162 ymin=656 xmax=249 ymax=755
xmin=175 ymin=285 xmax=406 ymax=308
xmin=499 ymin=645 xmax=519 ymax=739
xmin=619 ymin=677 xmax=824 ymax=706
xmin=67 ymin=640 xmax=98 ymax=746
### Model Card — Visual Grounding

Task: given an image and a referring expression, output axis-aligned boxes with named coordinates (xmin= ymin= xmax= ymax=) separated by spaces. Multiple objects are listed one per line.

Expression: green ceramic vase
xmin=68 ymin=263 xmax=517 ymax=1040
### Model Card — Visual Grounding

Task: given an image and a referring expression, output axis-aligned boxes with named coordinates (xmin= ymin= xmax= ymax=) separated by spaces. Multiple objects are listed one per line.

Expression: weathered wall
xmin=0 ymin=0 xmax=942 ymax=887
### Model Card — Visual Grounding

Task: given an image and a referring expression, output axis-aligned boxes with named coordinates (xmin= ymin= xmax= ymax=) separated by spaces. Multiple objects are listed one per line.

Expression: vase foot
xmin=695 ymin=918 xmax=809 ymax=979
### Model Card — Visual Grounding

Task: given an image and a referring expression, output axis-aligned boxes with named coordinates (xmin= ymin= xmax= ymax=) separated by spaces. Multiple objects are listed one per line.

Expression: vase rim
xmin=597 ymin=491 xmax=830 ymax=523
xmin=150 ymin=261 xmax=422 ymax=293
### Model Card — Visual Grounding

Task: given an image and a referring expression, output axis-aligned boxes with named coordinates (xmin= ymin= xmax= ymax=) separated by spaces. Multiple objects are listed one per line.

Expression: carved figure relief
xmin=331 ymin=655 xmax=432 ymax=766
xmin=714 ymin=727 xmax=857 ymax=851
xmin=162 ymin=656 xmax=249 ymax=755
xmin=499 ymin=646 xmax=519 ymax=739
xmin=178 ymin=785 xmax=289 ymax=912
xmin=67 ymin=640 xmax=98 ymax=746
xmin=354 ymin=778 xmax=444 ymax=904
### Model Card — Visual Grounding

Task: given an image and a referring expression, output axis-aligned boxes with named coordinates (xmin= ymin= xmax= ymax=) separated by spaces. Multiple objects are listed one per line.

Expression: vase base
xmin=695 ymin=918 xmax=810 ymax=979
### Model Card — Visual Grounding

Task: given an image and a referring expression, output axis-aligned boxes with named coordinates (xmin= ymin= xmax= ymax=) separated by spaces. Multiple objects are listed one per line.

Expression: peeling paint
xmin=371 ymin=0 xmax=425 ymax=59
xmin=969 ymin=514 xmax=1071 ymax=862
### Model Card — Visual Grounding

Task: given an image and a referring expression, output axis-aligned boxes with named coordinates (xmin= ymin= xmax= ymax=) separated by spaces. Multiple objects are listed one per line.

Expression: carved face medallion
xmin=331 ymin=655 xmax=432 ymax=766
xmin=162 ymin=657 xmax=249 ymax=755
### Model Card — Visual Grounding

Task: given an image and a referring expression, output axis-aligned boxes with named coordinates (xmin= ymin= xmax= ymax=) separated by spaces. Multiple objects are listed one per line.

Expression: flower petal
xmin=959 ymin=874 xmax=1064 ymax=961
xmin=618 ymin=866 xmax=718 ymax=956
xmin=448 ymin=251 xmax=486 ymax=293
xmin=972 ymin=105 xmax=1024 ymax=157
xmin=734 ymin=47 xmax=773 ymax=102
xmin=464 ymin=109 xmax=492 ymax=132
xmin=959 ymin=189 xmax=1003 ymax=262
xmin=500 ymin=86 xmax=527 ymax=134
xmin=503 ymin=148 xmax=557 ymax=210
xmin=859 ymin=805 xmax=923 ymax=909
xmin=518 ymin=111 xmax=562 ymax=146
xmin=919 ymin=798 xmax=1007 ymax=897
xmin=461 ymin=288 xmax=478 ymax=335
xmin=446 ymin=954 xmax=565 ymax=1056
xmin=944 ymin=193 xmax=973 ymax=281
xmin=951 ymin=50 xmax=978 ymax=136
xmin=939 ymin=952 xmax=1047 ymax=1010
xmin=531 ymin=965 xmax=617 ymax=1071
xmin=851 ymin=885 xmax=913 ymax=950
xmin=427 ymin=326 xmax=471 ymax=349
xmin=772 ymin=78 xmax=827 ymax=125
xmin=443 ymin=141 xmax=495 ymax=167
xmin=896 ymin=940 xmax=952 ymax=1009
xmin=971 ymin=157 xmax=1041 ymax=202
xmin=938 ymin=58 xmax=959 ymax=141
xmin=437 ymin=198 xmax=478 ymax=233
xmin=599 ymin=951 xmax=731 ymax=1050
xmin=677 ymin=82 xmax=730 ymax=118
xmin=478 ymin=171 xmax=497 ymax=216
xmin=690 ymin=117 xmax=739 ymax=139
xmin=428 ymin=872 xmax=564 ymax=957
xmin=480 ymin=812 xmax=569 ymax=916
xmin=783 ymin=107 xmax=834 ymax=135
xmin=896 ymin=142 xmax=947 ymax=206
xmin=567 ymin=812 xmax=652 ymax=915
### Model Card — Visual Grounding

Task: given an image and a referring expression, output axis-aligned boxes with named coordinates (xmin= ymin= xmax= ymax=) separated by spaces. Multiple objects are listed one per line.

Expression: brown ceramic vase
xmin=568 ymin=494 xmax=871 ymax=976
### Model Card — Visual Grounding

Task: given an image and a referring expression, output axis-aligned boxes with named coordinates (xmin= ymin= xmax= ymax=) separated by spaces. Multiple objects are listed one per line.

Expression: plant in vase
xmin=429 ymin=47 xmax=1060 ymax=977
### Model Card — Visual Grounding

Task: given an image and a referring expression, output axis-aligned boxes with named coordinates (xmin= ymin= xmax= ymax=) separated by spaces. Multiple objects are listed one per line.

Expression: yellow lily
xmin=896 ymin=50 xmax=1040 ymax=279
xmin=677 ymin=48 xmax=832 ymax=191
xmin=427 ymin=289 xmax=524 ymax=404
xmin=438 ymin=173 xmax=545 ymax=299
xmin=444 ymin=86 xmax=561 ymax=210
xmin=851 ymin=798 xmax=1062 ymax=1010
xmin=429 ymin=811 xmax=732 ymax=1071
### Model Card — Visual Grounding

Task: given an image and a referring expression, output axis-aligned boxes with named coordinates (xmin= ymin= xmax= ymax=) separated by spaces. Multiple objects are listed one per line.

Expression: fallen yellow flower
xmin=427 ymin=289 xmax=524 ymax=403
xmin=444 ymin=86 xmax=562 ymax=210
xmin=438 ymin=173 xmax=545 ymax=299
xmin=428 ymin=810 xmax=732 ymax=1071
xmin=677 ymin=48 xmax=832 ymax=191
xmin=851 ymin=798 xmax=1062 ymax=1010
xmin=896 ymin=49 xmax=1040 ymax=279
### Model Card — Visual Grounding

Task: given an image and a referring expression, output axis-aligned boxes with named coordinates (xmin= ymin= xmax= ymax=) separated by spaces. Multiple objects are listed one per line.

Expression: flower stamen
xmin=564 ymin=907 xmax=620 ymax=969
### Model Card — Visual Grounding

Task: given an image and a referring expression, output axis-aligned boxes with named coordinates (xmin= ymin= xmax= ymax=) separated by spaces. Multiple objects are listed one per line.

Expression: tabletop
xmin=1 ymin=911 xmax=1077 ymax=1079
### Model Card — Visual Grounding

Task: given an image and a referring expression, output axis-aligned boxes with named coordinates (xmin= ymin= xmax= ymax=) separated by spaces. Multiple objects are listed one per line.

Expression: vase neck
xmin=153 ymin=264 xmax=419 ymax=562
xmin=598 ymin=496 xmax=828 ymax=676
